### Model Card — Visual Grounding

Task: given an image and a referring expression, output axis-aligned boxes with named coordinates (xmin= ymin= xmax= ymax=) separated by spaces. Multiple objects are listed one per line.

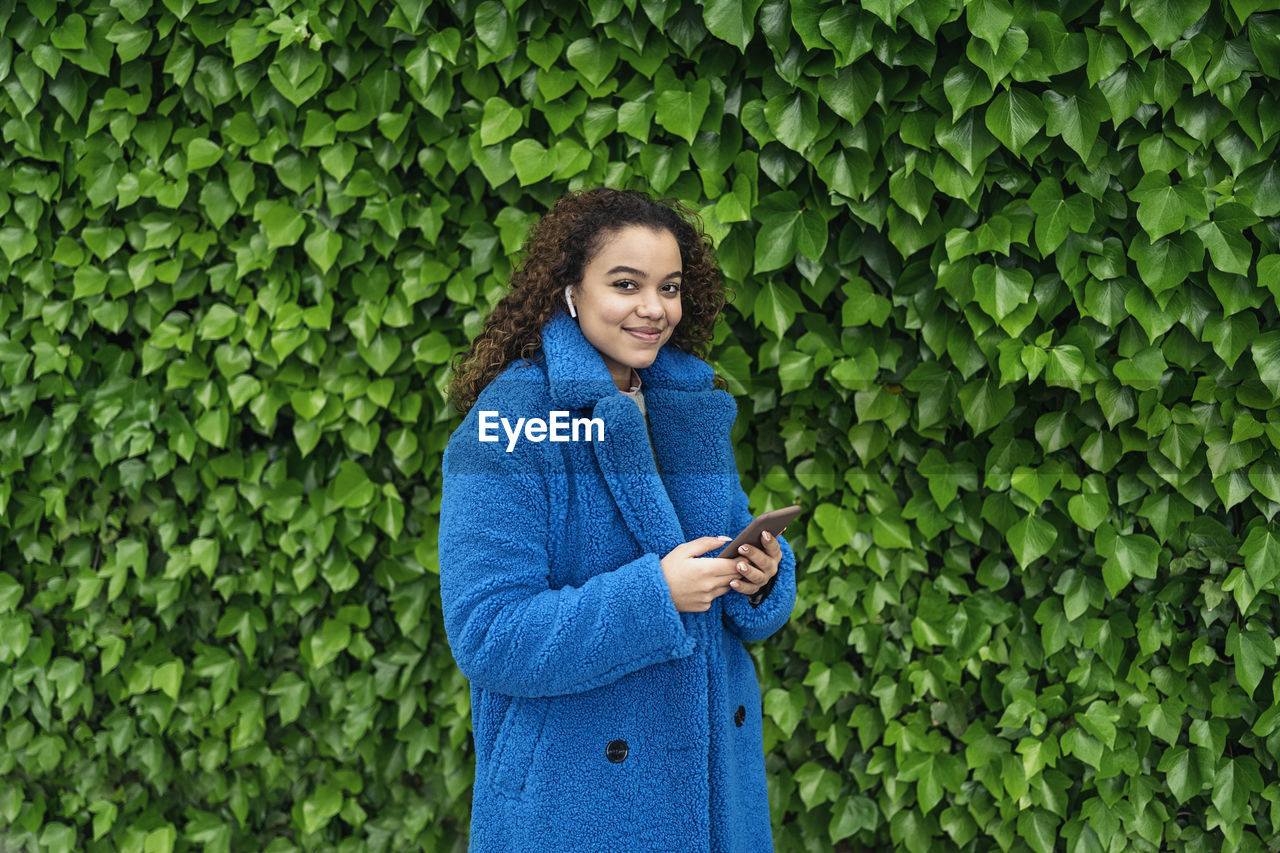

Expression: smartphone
xmin=719 ymin=505 xmax=803 ymax=558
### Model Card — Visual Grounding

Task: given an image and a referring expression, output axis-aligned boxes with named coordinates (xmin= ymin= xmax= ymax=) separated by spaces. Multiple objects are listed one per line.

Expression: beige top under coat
xmin=619 ymin=367 xmax=659 ymax=470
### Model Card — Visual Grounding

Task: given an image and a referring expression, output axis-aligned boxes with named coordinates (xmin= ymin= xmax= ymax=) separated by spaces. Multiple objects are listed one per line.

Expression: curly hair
xmin=448 ymin=188 xmax=727 ymax=415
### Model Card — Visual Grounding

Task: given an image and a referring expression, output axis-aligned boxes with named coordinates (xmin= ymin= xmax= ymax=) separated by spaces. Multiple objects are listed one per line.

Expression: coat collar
xmin=537 ymin=311 xmax=738 ymax=557
xmin=541 ymin=311 xmax=718 ymax=409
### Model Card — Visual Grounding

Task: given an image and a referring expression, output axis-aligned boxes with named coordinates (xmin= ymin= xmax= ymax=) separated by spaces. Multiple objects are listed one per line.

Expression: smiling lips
xmin=625 ymin=327 xmax=663 ymax=342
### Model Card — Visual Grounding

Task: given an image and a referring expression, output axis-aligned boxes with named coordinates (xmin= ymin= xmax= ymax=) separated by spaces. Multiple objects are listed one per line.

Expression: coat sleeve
xmin=438 ymin=433 xmax=695 ymax=699
xmin=717 ymin=480 xmax=797 ymax=642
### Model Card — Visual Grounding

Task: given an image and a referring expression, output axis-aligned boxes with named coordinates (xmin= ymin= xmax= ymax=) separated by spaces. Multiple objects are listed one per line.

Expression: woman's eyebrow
xmin=606 ymin=265 xmax=683 ymax=279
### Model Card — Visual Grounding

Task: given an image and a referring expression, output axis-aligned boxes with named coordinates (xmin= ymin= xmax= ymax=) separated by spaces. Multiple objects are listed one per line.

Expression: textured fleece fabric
xmin=439 ymin=311 xmax=797 ymax=852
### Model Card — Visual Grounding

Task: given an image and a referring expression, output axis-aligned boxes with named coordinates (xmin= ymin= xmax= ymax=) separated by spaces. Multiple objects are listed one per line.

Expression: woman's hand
xmin=727 ymin=530 xmax=782 ymax=596
xmin=660 ymin=537 xmax=740 ymax=612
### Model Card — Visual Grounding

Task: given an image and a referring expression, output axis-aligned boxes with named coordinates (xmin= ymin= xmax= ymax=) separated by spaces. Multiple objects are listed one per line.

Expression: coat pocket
xmin=488 ymin=695 xmax=552 ymax=799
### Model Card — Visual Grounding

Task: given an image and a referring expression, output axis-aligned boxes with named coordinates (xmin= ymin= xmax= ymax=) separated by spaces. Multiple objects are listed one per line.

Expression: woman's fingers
xmin=729 ymin=534 xmax=782 ymax=595
xmin=732 ymin=558 xmax=769 ymax=585
xmin=760 ymin=529 xmax=784 ymax=557
xmin=735 ymin=541 xmax=780 ymax=574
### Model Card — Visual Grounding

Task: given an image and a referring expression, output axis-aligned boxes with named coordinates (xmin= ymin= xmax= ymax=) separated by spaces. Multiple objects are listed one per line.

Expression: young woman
xmin=438 ymin=188 xmax=797 ymax=852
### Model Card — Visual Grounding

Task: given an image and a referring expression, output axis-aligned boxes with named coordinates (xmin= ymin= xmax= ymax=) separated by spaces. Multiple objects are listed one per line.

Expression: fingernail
xmin=719 ymin=535 xmax=732 ymax=541
xmin=738 ymin=545 xmax=748 ymax=553
xmin=738 ymin=563 xmax=748 ymax=573
xmin=762 ymin=531 xmax=772 ymax=541
xmin=730 ymin=580 xmax=740 ymax=589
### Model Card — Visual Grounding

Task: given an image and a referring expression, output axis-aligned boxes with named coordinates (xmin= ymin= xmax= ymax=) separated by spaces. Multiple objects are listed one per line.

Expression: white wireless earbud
xmin=564 ymin=284 xmax=577 ymax=319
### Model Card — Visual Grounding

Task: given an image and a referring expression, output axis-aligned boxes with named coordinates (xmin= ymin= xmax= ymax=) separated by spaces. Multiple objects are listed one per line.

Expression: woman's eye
xmin=612 ymin=280 xmax=637 ymax=290
xmin=663 ymin=283 xmax=682 ymax=294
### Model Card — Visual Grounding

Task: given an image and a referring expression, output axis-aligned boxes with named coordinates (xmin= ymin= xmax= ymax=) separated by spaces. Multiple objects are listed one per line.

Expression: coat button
xmin=734 ymin=705 xmax=746 ymax=727
xmin=606 ymin=739 xmax=628 ymax=763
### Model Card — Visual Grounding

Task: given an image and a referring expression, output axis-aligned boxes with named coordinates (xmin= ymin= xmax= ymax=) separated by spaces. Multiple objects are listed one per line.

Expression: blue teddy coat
xmin=438 ymin=312 xmax=797 ymax=852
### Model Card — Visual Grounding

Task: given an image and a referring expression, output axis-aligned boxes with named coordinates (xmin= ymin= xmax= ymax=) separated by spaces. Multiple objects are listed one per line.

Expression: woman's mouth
xmin=625 ymin=328 xmax=662 ymax=343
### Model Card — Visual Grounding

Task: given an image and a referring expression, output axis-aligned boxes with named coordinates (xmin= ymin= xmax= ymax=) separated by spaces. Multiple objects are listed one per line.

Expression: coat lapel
xmin=644 ymin=386 xmax=738 ymax=543
xmin=590 ymin=393 xmax=688 ymax=556
xmin=540 ymin=312 xmax=738 ymax=554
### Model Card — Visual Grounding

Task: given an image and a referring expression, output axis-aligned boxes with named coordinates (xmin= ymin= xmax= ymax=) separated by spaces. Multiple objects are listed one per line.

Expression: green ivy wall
xmin=3 ymin=0 xmax=1280 ymax=850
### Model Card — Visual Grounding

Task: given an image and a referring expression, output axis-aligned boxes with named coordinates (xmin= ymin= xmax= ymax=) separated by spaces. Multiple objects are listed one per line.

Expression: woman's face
xmin=572 ymin=225 xmax=683 ymax=391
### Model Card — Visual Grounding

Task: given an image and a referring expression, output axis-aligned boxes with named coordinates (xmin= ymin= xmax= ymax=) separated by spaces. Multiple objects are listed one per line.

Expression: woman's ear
xmin=564 ymin=284 xmax=577 ymax=319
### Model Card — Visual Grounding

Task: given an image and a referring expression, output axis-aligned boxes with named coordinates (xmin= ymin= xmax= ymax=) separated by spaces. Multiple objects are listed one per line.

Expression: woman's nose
xmin=636 ymin=290 xmax=663 ymax=317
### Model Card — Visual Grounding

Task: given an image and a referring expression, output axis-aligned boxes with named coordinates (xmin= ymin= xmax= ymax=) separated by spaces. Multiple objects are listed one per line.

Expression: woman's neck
xmin=611 ymin=366 xmax=637 ymax=393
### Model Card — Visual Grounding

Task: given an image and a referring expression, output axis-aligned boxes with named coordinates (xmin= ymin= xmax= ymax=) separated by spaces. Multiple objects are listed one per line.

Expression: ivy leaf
xmin=473 ymin=1 xmax=512 ymax=53
xmin=197 ymin=304 xmax=239 ymax=341
xmin=861 ymin=0 xmax=913 ymax=27
xmin=1251 ymin=13 xmax=1280 ymax=77
xmin=254 ymin=200 xmax=306 ymax=249
xmin=1228 ymin=624 xmax=1278 ymax=698
xmin=1042 ymin=89 xmax=1102 ymax=160
xmin=330 ymin=460 xmax=375 ymax=509
xmin=944 ymin=62 xmax=995 ymax=121
xmin=1130 ymin=0 xmax=1211 ymax=50
xmin=1130 ymin=172 xmax=1209 ymax=241
xmin=1193 ymin=207 xmax=1256 ymax=275
xmin=301 ymin=783 xmax=343 ymax=835
xmin=702 ymin=0 xmax=766 ymax=51
xmin=814 ymin=503 xmax=858 ymax=548
xmin=1008 ymin=513 xmax=1057 ymax=568
xmin=985 ymin=86 xmax=1046 ymax=157
xmin=967 ymin=0 xmax=1015 ymax=48
xmin=510 ymin=139 xmax=556 ymax=185
xmin=195 ymin=407 xmax=230 ymax=448
xmin=1101 ymin=531 xmax=1159 ymax=595
xmin=304 ymin=228 xmax=343 ymax=273
xmin=655 ymin=79 xmax=711 ymax=145
xmin=1158 ymin=746 xmax=1205 ymax=804
xmin=227 ymin=21 xmax=270 ymax=66
xmin=763 ymin=89 xmax=820 ymax=153
xmin=0 ymin=228 xmax=37 ymax=263
xmin=565 ymin=36 xmax=618 ymax=88
xmin=754 ymin=281 xmax=803 ymax=338
xmin=818 ymin=7 xmax=873 ymax=65
xmin=1098 ymin=63 xmax=1145 ymax=124
xmin=968 ymin=26 xmax=1029 ymax=85
xmin=1241 ymin=525 xmax=1280 ymax=593
xmin=1248 ymin=460 xmax=1280 ymax=507
xmin=794 ymin=761 xmax=841 ymax=810
xmin=917 ymin=448 xmax=977 ymax=510
xmin=479 ymin=97 xmax=522 ymax=145
xmin=1112 ymin=346 xmax=1168 ymax=392
xmin=754 ymin=193 xmax=828 ymax=273
xmin=764 ymin=686 xmax=806 ymax=738
xmin=198 ymin=181 xmax=237 ymax=229
xmin=1238 ymin=159 xmax=1280 ymax=218
xmin=935 ymin=110 xmax=999 ymax=175
xmin=152 ymin=660 xmax=184 ymax=702
xmin=957 ymin=377 xmax=1015 ymax=435
xmin=358 ymin=332 xmax=403 ymax=376
xmin=186 ymin=138 xmax=222 ymax=169
xmin=639 ymin=143 xmax=688 ymax=194
xmin=973 ymin=264 xmax=1033 ymax=322
xmin=1211 ymin=754 xmax=1263 ymax=825
xmin=829 ymin=795 xmax=878 ymax=841
xmin=1252 ymin=331 xmax=1280 ymax=396
xmin=1202 ymin=311 xmax=1258 ymax=369
xmin=51 ymin=14 xmax=88 ymax=49
xmin=1017 ymin=809 xmax=1059 ymax=853
xmin=817 ymin=65 xmax=880 ymax=126
xmin=1128 ymin=232 xmax=1205 ymax=296
xmin=888 ymin=170 xmax=934 ymax=225
xmin=267 ymin=45 xmax=326 ymax=107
